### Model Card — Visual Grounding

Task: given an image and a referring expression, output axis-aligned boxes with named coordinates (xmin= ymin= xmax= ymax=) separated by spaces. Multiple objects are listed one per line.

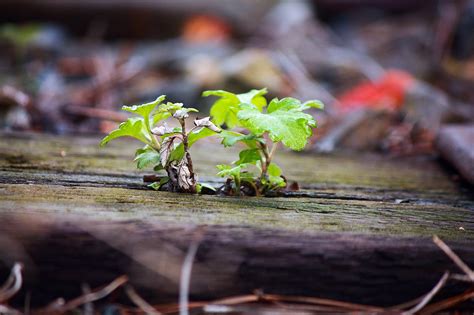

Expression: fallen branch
xmin=433 ymin=235 xmax=474 ymax=281
xmin=260 ymin=293 xmax=384 ymax=312
xmin=401 ymin=271 xmax=450 ymax=315
xmin=419 ymin=289 xmax=474 ymax=315
xmin=125 ymin=285 xmax=162 ymax=315
xmin=42 ymin=275 xmax=128 ymax=314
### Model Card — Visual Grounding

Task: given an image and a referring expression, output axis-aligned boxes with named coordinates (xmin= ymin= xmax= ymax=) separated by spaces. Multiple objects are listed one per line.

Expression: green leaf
xmin=122 ymin=95 xmax=166 ymax=118
xmin=237 ymin=100 xmax=316 ymax=151
xmin=148 ymin=177 xmax=169 ymax=190
xmin=207 ymin=93 xmax=240 ymax=127
xmin=157 ymin=102 xmax=183 ymax=113
xmin=203 ymin=88 xmax=268 ymax=127
xmin=180 ymin=107 xmax=199 ymax=113
xmin=267 ymin=163 xmax=282 ymax=177
xmin=100 ymin=117 xmax=150 ymax=146
xmin=216 ymin=164 xmax=245 ymax=179
xmin=240 ymin=171 xmax=256 ymax=181
xmin=267 ymin=97 xmax=324 ymax=112
xmin=236 ymin=88 xmax=267 ymax=111
xmin=267 ymin=97 xmax=302 ymax=113
xmin=303 ymin=100 xmax=324 ymax=110
xmin=196 ymin=182 xmax=216 ymax=193
xmin=268 ymin=175 xmax=286 ymax=188
xmin=152 ymin=111 xmax=172 ymax=125
xmin=134 ymin=146 xmax=160 ymax=169
xmin=188 ymin=127 xmax=217 ymax=146
xmin=154 ymin=164 xmax=164 ymax=172
xmin=219 ymin=130 xmax=263 ymax=148
xmin=235 ymin=149 xmax=261 ymax=165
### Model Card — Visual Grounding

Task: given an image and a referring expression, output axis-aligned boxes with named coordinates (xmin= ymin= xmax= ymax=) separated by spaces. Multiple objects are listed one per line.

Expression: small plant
xmin=100 ymin=96 xmax=220 ymax=193
xmin=203 ymin=88 xmax=323 ymax=196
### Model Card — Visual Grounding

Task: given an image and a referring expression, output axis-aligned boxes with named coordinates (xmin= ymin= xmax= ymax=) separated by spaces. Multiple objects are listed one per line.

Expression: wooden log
xmin=1 ymin=215 xmax=474 ymax=308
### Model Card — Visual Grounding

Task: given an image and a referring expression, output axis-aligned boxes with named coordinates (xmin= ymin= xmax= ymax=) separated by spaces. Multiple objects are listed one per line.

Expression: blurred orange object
xmin=336 ymin=70 xmax=415 ymax=114
xmin=182 ymin=14 xmax=231 ymax=43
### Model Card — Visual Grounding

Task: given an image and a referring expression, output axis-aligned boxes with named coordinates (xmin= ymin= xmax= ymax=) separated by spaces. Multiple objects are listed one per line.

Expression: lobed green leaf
xmin=267 ymin=163 xmax=282 ymax=177
xmin=122 ymin=95 xmax=166 ymax=118
xmin=134 ymin=145 xmax=161 ymax=169
xmin=216 ymin=164 xmax=246 ymax=179
xmin=203 ymin=88 xmax=268 ymax=128
xmin=237 ymin=101 xmax=316 ymax=151
xmin=100 ymin=117 xmax=150 ymax=147
xmin=234 ymin=148 xmax=261 ymax=165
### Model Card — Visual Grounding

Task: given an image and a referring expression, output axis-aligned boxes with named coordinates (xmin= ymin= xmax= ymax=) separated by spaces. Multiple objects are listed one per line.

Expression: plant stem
xmin=234 ymin=175 xmax=241 ymax=196
xmin=151 ymin=135 xmax=161 ymax=150
xmin=145 ymin=117 xmax=161 ymax=150
xmin=258 ymin=141 xmax=278 ymax=189
xmin=268 ymin=142 xmax=278 ymax=162
xmin=179 ymin=118 xmax=196 ymax=192
xmin=259 ymin=142 xmax=270 ymax=180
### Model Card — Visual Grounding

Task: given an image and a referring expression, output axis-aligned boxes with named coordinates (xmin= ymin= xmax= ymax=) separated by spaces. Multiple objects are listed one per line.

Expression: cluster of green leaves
xmin=100 ymin=95 xmax=219 ymax=192
xmin=204 ymin=88 xmax=323 ymax=195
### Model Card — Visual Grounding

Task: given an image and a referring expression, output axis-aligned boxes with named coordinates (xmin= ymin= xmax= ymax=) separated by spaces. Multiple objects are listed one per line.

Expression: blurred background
xmin=0 ymin=0 xmax=473 ymax=156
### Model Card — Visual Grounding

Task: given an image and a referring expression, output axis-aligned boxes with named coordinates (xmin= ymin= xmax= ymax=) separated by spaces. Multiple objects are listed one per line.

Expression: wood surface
xmin=0 ymin=131 xmax=472 ymax=307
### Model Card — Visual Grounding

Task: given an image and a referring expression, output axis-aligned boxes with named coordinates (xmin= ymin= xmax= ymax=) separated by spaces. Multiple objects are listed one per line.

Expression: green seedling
xmin=204 ymin=88 xmax=323 ymax=196
xmin=100 ymin=96 xmax=220 ymax=193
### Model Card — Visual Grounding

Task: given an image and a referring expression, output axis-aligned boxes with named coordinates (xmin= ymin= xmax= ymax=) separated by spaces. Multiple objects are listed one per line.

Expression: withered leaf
xmin=151 ymin=123 xmax=173 ymax=136
xmin=194 ymin=116 xmax=221 ymax=133
xmin=177 ymin=159 xmax=194 ymax=191
xmin=160 ymin=136 xmax=178 ymax=167
xmin=173 ymin=109 xmax=189 ymax=120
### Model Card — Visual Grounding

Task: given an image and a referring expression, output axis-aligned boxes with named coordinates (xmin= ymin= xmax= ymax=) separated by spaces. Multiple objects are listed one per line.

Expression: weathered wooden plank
xmin=0 ymin=131 xmax=473 ymax=308
xmin=0 ymin=131 xmax=472 ymax=239
xmin=0 ymin=183 xmax=472 ymax=239
xmin=0 ymin=132 xmax=471 ymax=199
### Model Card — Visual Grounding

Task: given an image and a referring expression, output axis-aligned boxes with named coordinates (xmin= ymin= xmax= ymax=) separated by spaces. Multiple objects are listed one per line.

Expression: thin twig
xmin=208 ymin=294 xmax=259 ymax=306
xmin=0 ymin=263 xmax=23 ymax=303
xmin=125 ymin=285 xmax=162 ymax=315
xmin=0 ymin=268 xmax=15 ymax=293
xmin=261 ymin=293 xmax=384 ymax=312
xmin=419 ymin=289 xmax=474 ymax=315
xmin=179 ymin=229 xmax=205 ymax=315
xmin=50 ymin=275 xmax=128 ymax=314
xmin=433 ymin=235 xmax=474 ymax=281
xmin=388 ymin=295 xmax=424 ymax=311
xmin=450 ymin=273 xmax=473 ymax=283
xmin=401 ymin=271 xmax=450 ymax=315
xmin=81 ymin=284 xmax=93 ymax=315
